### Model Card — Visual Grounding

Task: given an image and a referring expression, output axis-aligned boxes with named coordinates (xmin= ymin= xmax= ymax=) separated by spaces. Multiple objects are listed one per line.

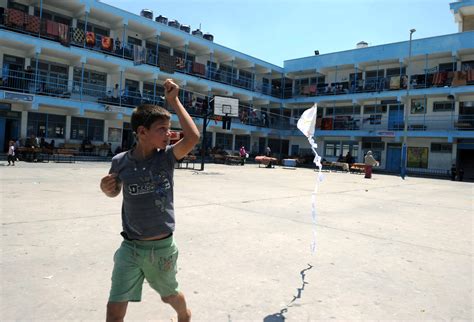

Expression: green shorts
xmin=108 ymin=235 xmax=179 ymax=302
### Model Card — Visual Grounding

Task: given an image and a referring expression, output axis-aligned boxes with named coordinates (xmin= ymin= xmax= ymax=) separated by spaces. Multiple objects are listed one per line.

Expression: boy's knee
xmin=106 ymin=302 xmax=127 ymax=321
xmin=161 ymin=293 xmax=179 ymax=303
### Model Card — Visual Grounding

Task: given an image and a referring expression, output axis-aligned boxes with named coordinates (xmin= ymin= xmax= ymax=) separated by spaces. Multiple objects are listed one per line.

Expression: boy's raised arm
xmin=164 ymin=79 xmax=200 ymax=160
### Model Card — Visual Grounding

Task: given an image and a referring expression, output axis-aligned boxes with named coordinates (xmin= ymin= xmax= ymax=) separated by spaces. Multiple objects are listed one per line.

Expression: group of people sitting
xmin=337 ymin=152 xmax=355 ymax=164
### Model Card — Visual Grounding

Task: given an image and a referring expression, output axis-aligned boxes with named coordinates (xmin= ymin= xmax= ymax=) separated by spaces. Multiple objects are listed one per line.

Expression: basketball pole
xmin=199 ymin=97 xmax=214 ymax=171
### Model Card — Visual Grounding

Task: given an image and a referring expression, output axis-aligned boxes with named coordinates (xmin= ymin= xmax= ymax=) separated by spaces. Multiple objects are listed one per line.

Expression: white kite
xmin=297 ymin=103 xmax=323 ymax=253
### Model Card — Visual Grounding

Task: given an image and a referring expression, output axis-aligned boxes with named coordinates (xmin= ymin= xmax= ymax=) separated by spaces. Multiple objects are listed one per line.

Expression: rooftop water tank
xmin=180 ymin=24 xmax=191 ymax=33
xmin=203 ymin=33 xmax=214 ymax=41
xmin=192 ymin=29 xmax=203 ymax=37
xmin=356 ymin=41 xmax=368 ymax=49
xmin=168 ymin=20 xmax=180 ymax=29
xmin=155 ymin=15 xmax=168 ymax=24
xmin=140 ymin=9 xmax=153 ymax=20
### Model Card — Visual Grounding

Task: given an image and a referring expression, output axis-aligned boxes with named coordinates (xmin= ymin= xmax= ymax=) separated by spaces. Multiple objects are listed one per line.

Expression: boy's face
xmin=139 ymin=119 xmax=171 ymax=149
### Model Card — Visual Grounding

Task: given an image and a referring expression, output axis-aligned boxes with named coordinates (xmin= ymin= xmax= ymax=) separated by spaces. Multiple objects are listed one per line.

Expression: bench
xmin=225 ymin=155 xmax=244 ymax=165
xmin=350 ymin=163 xmax=366 ymax=174
xmin=176 ymin=155 xmax=196 ymax=169
xmin=53 ymin=149 xmax=76 ymax=163
xmin=255 ymin=156 xmax=278 ymax=168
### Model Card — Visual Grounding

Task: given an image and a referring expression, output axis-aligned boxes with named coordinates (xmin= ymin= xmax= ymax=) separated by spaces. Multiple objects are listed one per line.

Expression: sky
xmin=101 ymin=0 xmax=458 ymax=67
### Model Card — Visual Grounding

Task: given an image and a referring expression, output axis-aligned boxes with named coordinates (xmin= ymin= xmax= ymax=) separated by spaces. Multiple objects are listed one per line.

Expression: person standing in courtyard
xmin=364 ymin=150 xmax=379 ymax=179
xmin=100 ymin=79 xmax=200 ymax=322
xmin=239 ymin=145 xmax=247 ymax=165
xmin=7 ymin=140 xmax=15 ymax=166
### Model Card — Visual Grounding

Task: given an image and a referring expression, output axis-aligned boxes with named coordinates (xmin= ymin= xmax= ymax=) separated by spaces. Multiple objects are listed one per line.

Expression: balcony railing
xmin=0 ymin=69 xmax=300 ymax=130
xmin=317 ymin=114 xmax=474 ymax=132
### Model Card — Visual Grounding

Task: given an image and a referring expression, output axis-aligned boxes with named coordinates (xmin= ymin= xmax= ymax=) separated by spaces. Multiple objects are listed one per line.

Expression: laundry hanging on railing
xmin=72 ymin=28 xmax=85 ymax=44
xmin=25 ymin=15 xmax=40 ymax=33
xmin=192 ymin=62 xmax=206 ymax=76
xmin=6 ymin=8 xmax=25 ymax=27
xmin=451 ymin=71 xmax=467 ymax=87
xmin=175 ymin=57 xmax=186 ymax=70
xmin=46 ymin=20 xmax=59 ymax=37
xmin=86 ymin=31 xmax=96 ymax=47
xmin=101 ymin=36 xmax=114 ymax=51
xmin=58 ymin=23 xmax=69 ymax=46
xmin=133 ymin=45 xmax=146 ymax=65
xmin=159 ymin=53 xmax=175 ymax=74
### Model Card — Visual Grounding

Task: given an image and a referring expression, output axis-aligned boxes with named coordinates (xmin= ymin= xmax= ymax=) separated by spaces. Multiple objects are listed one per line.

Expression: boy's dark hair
xmin=131 ymin=104 xmax=171 ymax=133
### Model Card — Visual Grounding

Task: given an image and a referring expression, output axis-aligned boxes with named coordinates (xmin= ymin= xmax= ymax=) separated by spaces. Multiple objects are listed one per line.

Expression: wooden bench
xmin=225 ymin=155 xmax=244 ymax=165
xmin=350 ymin=163 xmax=366 ymax=173
xmin=53 ymin=149 xmax=76 ymax=163
xmin=255 ymin=156 xmax=278 ymax=168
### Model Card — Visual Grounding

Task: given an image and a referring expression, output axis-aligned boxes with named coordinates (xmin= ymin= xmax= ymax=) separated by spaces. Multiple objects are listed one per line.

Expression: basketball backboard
xmin=213 ymin=96 xmax=239 ymax=117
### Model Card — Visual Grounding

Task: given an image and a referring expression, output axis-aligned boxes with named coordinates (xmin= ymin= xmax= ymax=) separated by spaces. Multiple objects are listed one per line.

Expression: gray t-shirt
xmin=109 ymin=146 xmax=177 ymax=239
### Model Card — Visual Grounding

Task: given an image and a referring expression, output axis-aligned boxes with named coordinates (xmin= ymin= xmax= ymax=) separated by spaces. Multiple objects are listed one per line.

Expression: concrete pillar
xmin=67 ymin=66 xmax=75 ymax=92
xmin=65 ymin=115 xmax=72 ymax=141
xmin=72 ymin=18 xmax=77 ymax=28
xmin=21 ymin=111 xmax=28 ymax=138
xmin=28 ymin=6 xmax=34 ymax=15
xmin=231 ymin=134 xmax=235 ymax=151
xmin=139 ymin=81 xmax=144 ymax=95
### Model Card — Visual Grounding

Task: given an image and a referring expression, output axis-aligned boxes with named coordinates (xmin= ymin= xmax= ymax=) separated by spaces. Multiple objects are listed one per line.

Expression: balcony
xmin=0 ymin=7 xmax=284 ymax=99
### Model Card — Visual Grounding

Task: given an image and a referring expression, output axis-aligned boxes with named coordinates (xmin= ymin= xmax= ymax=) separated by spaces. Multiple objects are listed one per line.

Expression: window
xmin=362 ymin=142 xmax=384 ymax=150
xmin=411 ymin=98 xmax=426 ymax=114
xmin=326 ymin=106 xmax=361 ymax=116
xmin=369 ymin=114 xmax=382 ymax=125
xmin=433 ymin=101 xmax=454 ymax=112
xmin=34 ymin=8 xmax=71 ymax=25
xmin=127 ymin=36 xmax=142 ymax=46
xmin=235 ymin=135 xmax=250 ymax=151
xmin=77 ymin=22 xmax=109 ymax=36
xmin=438 ymin=62 xmax=456 ymax=72
xmin=386 ymin=67 xmax=406 ymax=77
xmin=8 ymin=1 xmax=28 ymax=12
xmin=364 ymin=105 xmax=387 ymax=114
xmin=70 ymin=117 xmax=104 ymax=141
xmin=27 ymin=112 xmax=66 ymax=138
xmin=431 ymin=143 xmax=452 ymax=153
xmin=73 ymin=68 xmax=107 ymax=97
xmin=366 ymin=70 xmax=384 ymax=78
xmin=325 ymin=141 xmax=358 ymax=158
xmin=215 ymin=133 xmax=233 ymax=150
xmin=31 ymin=60 xmax=68 ymax=91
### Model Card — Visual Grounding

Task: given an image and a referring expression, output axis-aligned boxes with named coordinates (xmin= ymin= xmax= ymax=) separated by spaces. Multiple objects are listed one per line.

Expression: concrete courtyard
xmin=0 ymin=161 xmax=472 ymax=321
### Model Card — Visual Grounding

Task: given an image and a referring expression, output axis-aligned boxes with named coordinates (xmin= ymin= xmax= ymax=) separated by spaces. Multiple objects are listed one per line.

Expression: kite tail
xmin=308 ymin=136 xmax=323 ymax=253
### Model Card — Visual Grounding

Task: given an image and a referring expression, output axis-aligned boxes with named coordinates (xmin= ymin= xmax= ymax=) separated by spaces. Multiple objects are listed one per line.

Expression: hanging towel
xmin=46 ymin=20 xmax=59 ymax=37
xmin=133 ymin=45 xmax=146 ymax=65
xmin=58 ymin=23 xmax=69 ymax=46
xmin=451 ymin=71 xmax=467 ymax=87
xmin=86 ymin=31 xmax=96 ymax=47
xmin=432 ymin=72 xmax=447 ymax=86
xmin=25 ymin=15 xmax=40 ymax=33
xmin=389 ymin=76 xmax=400 ymax=89
xmin=101 ymin=36 xmax=113 ymax=51
xmin=175 ymin=57 xmax=186 ymax=69
xmin=466 ymin=69 xmax=474 ymax=82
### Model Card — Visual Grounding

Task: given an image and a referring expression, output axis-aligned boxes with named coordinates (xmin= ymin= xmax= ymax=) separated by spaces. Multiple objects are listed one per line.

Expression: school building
xmin=0 ymin=0 xmax=473 ymax=178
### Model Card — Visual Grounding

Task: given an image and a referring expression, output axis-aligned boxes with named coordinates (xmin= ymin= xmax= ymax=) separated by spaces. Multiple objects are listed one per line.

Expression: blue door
xmin=388 ymin=106 xmax=404 ymax=130
xmin=386 ymin=146 xmax=402 ymax=172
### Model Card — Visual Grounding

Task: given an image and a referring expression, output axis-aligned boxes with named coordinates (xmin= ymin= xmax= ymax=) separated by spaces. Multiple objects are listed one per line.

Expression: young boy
xmin=100 ymin=79 xmax=200 ymax=322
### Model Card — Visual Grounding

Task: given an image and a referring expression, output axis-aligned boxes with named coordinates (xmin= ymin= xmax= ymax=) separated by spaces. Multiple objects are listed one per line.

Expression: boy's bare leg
xmin=162 ymin=292 xmax=191 ymax=322
xmin=106 ymin=302 xmax=128 ymax=322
